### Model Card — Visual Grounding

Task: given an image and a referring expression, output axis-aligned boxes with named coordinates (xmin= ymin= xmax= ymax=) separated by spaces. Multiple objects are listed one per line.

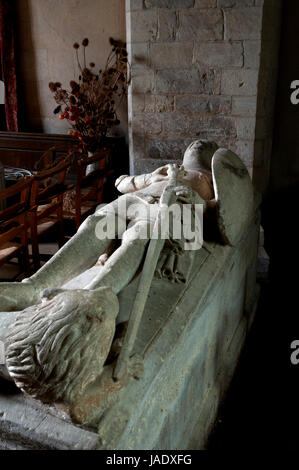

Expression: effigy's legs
xmin=30 ymin=212 xmax=116 ymax=290
xmin=0 ymin=212 xmax=114 ymax=311
xmin=86 ymin=221 xmax=151 ymax=294
xmin=0 ymin=196 xmax=141 ymax=312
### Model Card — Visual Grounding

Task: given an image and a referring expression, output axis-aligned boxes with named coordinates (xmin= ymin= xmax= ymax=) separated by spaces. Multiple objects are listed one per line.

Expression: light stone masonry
xmin=157 ymin=9 xmax=178 ymax=41
xmin=150 ymin=42 xmax=193 ymax=69
xmin=232 ymin=96 xmax=257 ymax=117
xmin=195 ymin=0 xmax=217 ymax=7
xmin=126 ymin=0 xmax=282 ymax=192
xmin=244 ymin=40 xmax=261 ymax=69
xmin=193 ymin=41 xmax=243 ymax=67
xmin=224 ymin=7 xmax=263 ymax=41
xmin=178 ymin=9 xmax=223 ymax=41
xmin=144 ymin=0 xmax=195 ymax=8
xmin=130 ymin=10 xmax=158 ymax=43
xmin=176 ymin=95 xmax=232 ymax=114
xmin=156 ymin=68 xmax=221 ymax=94
xmin=221 ymin=69 xmax=259 ymax=96
xmin=219 ymin=0 xmax=255 ymax=7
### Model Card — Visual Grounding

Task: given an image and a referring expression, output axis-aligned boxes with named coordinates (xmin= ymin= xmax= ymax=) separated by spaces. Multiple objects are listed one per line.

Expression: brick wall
xmin=126 ymin=0 xmax=282 ymax=192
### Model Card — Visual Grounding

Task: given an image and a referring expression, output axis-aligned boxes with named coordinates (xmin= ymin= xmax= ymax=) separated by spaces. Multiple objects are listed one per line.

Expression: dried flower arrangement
xmin=49 ymin=37 xmax=129 ymax=154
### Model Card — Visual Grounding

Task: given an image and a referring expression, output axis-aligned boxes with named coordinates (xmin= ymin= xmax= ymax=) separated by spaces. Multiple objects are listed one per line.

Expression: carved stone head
xmin=183 ymin=140 xmax=219 ymax=174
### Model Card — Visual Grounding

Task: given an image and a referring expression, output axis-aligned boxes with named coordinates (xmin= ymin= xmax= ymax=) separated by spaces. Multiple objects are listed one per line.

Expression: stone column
xmin=126 ymin=0 xmax=282 ymax=192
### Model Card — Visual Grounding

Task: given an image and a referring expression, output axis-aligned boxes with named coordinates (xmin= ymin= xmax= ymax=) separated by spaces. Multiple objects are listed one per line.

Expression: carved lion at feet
xmin=5 ymin=287 xmax=119 ymax=405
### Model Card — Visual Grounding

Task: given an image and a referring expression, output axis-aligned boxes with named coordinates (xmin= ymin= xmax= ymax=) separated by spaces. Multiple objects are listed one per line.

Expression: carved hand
xmin=150 ymin=164 xmax=185 ymax=185
xmin=174 ymin=185 xmax=206 ymax=207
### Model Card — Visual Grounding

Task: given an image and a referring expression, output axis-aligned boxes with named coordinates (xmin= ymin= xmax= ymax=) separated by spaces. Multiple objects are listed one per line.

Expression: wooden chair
xmin=0 ymin=176 xmax=33 ymax=279
xmin=64 ymin=148 xmax=112 ymax=230
xmin=29 ymin=157 xmax=72 ymax=270
xmin=33 ymin=146 xmax=56 ymax=172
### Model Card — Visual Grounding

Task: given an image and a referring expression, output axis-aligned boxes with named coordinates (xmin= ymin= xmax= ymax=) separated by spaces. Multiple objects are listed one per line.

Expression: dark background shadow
xmin=208 ymin=0 xmax=299 ymax=450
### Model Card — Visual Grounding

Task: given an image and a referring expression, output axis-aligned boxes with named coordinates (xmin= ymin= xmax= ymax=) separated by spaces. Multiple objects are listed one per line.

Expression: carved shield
xmin=212 ymin=148 xmax=255 ymax=246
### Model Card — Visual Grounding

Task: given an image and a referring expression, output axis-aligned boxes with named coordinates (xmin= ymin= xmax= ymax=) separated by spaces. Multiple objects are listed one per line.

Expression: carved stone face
xmin=183 ymin=140 xmax=219 ymax=174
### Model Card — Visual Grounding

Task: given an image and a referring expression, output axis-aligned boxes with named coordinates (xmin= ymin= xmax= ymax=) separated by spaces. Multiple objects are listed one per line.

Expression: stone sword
xmin=113 ymin=163 xmax=182 ymax=381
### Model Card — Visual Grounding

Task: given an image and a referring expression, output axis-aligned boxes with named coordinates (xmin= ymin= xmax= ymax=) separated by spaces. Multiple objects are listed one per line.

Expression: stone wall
xmin=126 ymin=0 xmax=282 ymax=192
xmin=16 ymin=0 xmax=127 ymax=138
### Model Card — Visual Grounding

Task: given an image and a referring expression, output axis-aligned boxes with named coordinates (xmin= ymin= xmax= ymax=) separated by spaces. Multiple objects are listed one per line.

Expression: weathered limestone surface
xmin=126 ymin=0 xmax=282 ymax=192
xmin=224 ymin=7 xmax=263 ymax=40
xmin=0 ymin=143 xmax=260 ymax=449
xmin=100 ymin=225 xmax=260 ymax=449
xmin=0 ymin=199 xmax=260 ymax=450
xmin=0 ymin=383 xmax=99 ymax=450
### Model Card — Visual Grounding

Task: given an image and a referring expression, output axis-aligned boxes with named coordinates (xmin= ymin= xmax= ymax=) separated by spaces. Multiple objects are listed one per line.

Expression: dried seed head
xmin=82 ymin=38 xmax=89 ymax=47
xmin=49 ymin=82 xmax=56 ymax=92
xmin=82 ymin=68 xmax=91 ymax=78
xmin=73 ymin=42 xmax=80 ymax=49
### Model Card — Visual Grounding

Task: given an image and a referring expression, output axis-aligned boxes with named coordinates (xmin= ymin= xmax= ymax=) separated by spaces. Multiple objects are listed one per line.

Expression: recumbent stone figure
xmin=0 ymin=140 xmax=255 ymax=428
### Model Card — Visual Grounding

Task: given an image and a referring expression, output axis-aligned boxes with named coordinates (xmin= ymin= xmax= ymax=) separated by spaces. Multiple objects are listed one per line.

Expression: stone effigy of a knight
xmin=0 ymin=140 xmax=255 ymax=427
